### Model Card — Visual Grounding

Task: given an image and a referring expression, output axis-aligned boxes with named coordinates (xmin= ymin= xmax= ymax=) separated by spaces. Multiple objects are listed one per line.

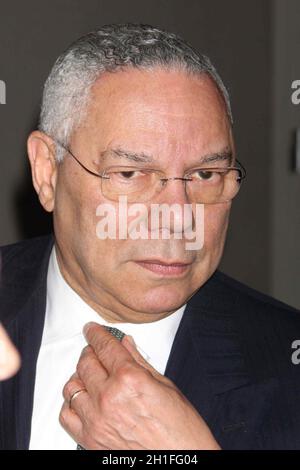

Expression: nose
xmin=148 ymin=177 xmax=194 ymax=235
xmin=159 ymin=177 xmax=191 ymax=205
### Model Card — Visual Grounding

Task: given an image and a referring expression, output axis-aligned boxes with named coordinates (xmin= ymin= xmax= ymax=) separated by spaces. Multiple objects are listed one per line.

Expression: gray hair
xmin=39 ymin=23 xmax=233 ymax=162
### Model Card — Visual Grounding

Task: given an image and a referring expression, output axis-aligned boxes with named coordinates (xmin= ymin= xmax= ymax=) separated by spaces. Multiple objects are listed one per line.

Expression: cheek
xmin=54 ymin=167 xmax=102 ymax=251
xmin=203 ymin=204 xmax=230 ymax=249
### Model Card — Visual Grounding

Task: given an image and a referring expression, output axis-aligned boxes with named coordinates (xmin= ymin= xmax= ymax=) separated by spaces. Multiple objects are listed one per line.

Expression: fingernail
xmin=83 ymin=322 xmax=95 ymax=336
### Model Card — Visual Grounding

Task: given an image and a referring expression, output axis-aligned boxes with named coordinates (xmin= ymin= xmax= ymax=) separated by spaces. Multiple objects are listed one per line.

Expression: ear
xmin=27 ymin=131 xmax=58 ymax=213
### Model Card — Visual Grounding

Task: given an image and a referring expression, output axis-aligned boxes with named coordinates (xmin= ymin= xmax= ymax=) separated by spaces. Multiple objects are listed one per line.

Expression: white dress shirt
xmin=29 ymin=247 xmax=186 ymax=450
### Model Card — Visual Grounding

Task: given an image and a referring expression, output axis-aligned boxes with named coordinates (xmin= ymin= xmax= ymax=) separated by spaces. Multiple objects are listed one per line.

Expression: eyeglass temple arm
xmin=235 ymin=159 xmax=246 ymax=180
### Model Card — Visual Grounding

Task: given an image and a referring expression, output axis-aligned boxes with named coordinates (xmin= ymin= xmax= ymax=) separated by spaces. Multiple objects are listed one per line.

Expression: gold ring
xmin=69 ymin=388 xmax=87 ymax=408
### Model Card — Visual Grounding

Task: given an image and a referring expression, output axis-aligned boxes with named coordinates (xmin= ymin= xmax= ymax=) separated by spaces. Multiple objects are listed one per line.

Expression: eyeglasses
xmin=53 ymin=139 xmax=246 ymax=204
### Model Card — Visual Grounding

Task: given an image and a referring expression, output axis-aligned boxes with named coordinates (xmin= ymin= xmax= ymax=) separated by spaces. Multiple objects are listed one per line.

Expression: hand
xmin=0 ymin=323 xmax=20 ymax=380
xmin=60 ymin=322 xmax=220 ymax=450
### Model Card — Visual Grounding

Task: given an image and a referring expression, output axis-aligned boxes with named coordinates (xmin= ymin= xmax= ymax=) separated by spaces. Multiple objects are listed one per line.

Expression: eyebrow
xmin=198 ymin=149 xmax=233 ymax=165
xmin=100 ymin=148 xmax=154 ymax=163
xmin=100 ymin=147 xmax=233 ymax=165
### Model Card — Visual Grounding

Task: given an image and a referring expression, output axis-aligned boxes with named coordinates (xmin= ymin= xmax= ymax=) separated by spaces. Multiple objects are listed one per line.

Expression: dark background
xmin=0 ymin=0 xmax=299 ymax=308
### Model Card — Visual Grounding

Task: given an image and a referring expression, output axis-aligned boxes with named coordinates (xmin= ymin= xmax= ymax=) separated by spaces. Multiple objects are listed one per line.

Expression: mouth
xmin=134 ymin=259 xmax=192 ymax=277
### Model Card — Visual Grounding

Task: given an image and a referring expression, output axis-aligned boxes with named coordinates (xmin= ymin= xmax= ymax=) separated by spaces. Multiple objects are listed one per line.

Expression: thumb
xmin=122 ymin=335 xmax=162 ymax=379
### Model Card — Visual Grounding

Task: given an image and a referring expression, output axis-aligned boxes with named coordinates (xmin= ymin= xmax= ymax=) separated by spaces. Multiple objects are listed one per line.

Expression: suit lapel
xmin=164 ymin=273 xmax=276 ymax=449
xmin=0 ymin=236 xmax=53 ymax=449
xmin=164 ymin=299 xmax=252 ymax=425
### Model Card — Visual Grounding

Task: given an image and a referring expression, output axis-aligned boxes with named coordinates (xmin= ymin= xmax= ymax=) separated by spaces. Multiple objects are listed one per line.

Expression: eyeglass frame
xmin=51 ymin=138 xmax=246 ymax=202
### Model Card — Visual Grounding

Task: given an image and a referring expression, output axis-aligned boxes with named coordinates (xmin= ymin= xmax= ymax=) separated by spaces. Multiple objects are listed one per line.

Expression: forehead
xmin=75 ymin=67 xmax=232 ymax=159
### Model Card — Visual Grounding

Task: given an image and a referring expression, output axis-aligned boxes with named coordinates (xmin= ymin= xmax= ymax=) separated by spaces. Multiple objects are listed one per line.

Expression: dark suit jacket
xmin=1 ymin=235 xmax=300 ymax=449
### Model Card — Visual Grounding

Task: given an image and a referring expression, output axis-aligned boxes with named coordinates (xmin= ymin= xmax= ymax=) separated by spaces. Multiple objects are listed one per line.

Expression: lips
xmin=135 ymin=259 xmax=192 ymax=276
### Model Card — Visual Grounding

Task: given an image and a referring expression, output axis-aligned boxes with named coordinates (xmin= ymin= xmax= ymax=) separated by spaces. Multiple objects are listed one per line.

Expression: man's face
xmin=52 ymin=68 xmax=234 ymax=322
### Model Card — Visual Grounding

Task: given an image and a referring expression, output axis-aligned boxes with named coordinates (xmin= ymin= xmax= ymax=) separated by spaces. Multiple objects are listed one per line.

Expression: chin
xmin=129 ymin=286 xmax=191 ymax=315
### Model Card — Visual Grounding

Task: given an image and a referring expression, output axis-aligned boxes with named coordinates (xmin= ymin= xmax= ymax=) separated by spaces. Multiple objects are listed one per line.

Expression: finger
xmin=62 ymin=372 xmax=83 ymax=402
xmin=123 ymin=336 xmax=178 ymax=387
xmin=59 ymin=399 xmax=83 ymax=444
xmin=78 ymin=345 xmax=108 ymax=381
xmin=122 ymin=336 xmax=163 ymax=380
xmin=83 ymin=323 xmax=135 ymax=374
xmin=122 ymin=336 xmax=156 ymax=370
xmin=63 ymin=373 xmax=92 ymax=420
xmin=76 ymin=345 xmax=109 ymax=398
xmin=60 ymin=401 xmax=111 ymax=451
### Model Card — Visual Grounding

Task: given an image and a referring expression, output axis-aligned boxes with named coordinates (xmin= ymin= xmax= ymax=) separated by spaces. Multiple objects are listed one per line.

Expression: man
xmin=1 ymin=23 xmax=300 ymax=450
